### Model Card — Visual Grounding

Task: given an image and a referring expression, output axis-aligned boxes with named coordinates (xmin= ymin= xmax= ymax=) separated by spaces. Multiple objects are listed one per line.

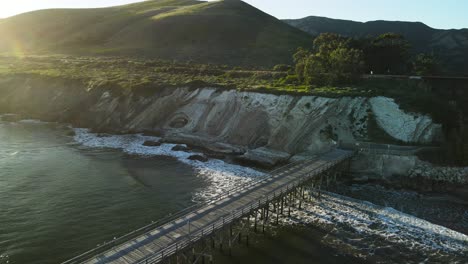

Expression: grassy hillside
xmin=0 ymin=0 xmax=312 ymax=67
xmin=285 ymin=16 xmax=468 ymax=75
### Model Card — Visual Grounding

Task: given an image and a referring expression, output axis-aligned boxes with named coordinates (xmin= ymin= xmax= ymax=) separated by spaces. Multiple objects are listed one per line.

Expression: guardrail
xmin=138 ymin=152 xmax=354 ymax=264
xmin=62 ymin=155 xmax=327 ymax=264
xmin=339 ymin=142 xmax=439 ymax=157
xmin=362 ymin=74 xmax=468 ymax=81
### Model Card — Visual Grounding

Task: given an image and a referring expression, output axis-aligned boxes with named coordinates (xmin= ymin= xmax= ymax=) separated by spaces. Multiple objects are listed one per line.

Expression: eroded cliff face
xmin=0 ymin=75 xmax=443 ymax=166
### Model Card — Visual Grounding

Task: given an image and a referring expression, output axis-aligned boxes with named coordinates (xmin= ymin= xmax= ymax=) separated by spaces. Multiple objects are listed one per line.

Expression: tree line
xmin=284 ymin=33 xmax=440 ymax=86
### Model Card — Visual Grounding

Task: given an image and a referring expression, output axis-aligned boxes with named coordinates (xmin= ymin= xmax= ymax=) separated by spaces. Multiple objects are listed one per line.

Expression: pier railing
xmin=339 ymin=142 xmax=439 ymax=156
xmin=137 ymin=152 xmax=354 ymax=264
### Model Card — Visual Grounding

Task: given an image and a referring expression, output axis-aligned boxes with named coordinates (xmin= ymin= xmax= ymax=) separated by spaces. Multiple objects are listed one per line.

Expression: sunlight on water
xmin=0 ymin=119 xmax=205 ymax=264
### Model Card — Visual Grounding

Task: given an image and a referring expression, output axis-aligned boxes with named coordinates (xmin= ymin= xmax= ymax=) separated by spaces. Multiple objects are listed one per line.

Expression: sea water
xmin=0 ymin=117 xmax=466 ymax=264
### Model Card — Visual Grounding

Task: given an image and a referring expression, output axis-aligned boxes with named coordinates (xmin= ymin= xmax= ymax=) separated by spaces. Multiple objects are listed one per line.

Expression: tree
xmin=365 ymin=33 xmax=411 ymax=74
xmin=293 ymin=33 xmax=365 ymax=86
xmin=312 ymin=33 xmax=349 ymax=54
xmin=329 ymin=47 xmax=365 ymax=83
xmin=293 ymin=47 xmax=310 ymax=63
xmin=293 ymin=47 xmax=311 ymax=82
xmin=413 ymin=53 xmax=439 ymax=76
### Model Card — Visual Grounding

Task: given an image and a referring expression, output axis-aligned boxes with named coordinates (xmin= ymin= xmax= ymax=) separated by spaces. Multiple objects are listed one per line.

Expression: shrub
xmin=224 ymin=70 xmax=254 ymax=78
xmin=273 ymin=64 xmax=292 ymax=72
xmin=279 ymin=75 xmax=300 ymax=85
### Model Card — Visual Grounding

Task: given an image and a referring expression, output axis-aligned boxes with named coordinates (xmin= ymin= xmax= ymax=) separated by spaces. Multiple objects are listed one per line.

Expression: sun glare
xmin=0 ymin=3 xmax=25 ymax=18
xmin=0 ymin=1 xmax=146 ymax=19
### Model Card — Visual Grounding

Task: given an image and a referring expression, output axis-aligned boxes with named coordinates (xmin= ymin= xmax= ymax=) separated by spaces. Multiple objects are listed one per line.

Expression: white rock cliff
xmin=0 ymin=76 xmax=443 ymax=166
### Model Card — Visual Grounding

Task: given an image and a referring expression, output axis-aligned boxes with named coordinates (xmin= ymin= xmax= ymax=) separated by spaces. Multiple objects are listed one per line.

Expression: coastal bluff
xmin=0 ymin=74 xmax=442 ymax=168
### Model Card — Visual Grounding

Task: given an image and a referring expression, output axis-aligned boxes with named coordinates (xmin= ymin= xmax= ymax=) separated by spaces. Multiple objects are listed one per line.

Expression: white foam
xmin=269 ymin=191 xmax=468 ymax=258
xmin=0 ymin=253 xmax=9 ymax=264
xmin=73 ymin=128 xmax=264 ymax=200
xmin=0 ymin=115 xmax=51 ymax=125
xmin=17 ymin=119 xmax=46 ymax=124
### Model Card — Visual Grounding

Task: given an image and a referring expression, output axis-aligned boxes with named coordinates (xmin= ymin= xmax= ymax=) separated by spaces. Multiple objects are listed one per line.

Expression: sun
xmin=0 ymin=1 xmax=46 ymax=18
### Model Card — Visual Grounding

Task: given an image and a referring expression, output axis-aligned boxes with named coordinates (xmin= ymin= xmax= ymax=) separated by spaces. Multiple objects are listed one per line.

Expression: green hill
xmin=0 ymin=0 xmax=312 ymax=67
xmin=284 ymin=16 xmax=468 ymax=75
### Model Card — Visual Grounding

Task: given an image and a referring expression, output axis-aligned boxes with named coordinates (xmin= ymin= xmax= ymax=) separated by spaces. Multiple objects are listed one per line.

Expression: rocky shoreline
xmin=333 ymin=183 xmax=468 ymax=235
xmin=2 ymin=112 xmax=467 ymax=200
xmin=350 ymin=152 xmax=468 ymax=199
xmin=0 ymin=74 xmax=443 ymax=168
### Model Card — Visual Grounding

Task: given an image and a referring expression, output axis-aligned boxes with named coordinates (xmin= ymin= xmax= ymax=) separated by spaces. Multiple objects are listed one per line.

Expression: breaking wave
xmin=276 ymin=191 xmax=468 ymax=263
xmin=73 ymin=128 xmax=264 ymax=201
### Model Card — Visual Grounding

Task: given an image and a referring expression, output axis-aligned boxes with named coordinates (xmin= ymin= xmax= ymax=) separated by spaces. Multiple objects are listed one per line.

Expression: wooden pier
xmin=64 ymin=149 xmax=354 ymax=264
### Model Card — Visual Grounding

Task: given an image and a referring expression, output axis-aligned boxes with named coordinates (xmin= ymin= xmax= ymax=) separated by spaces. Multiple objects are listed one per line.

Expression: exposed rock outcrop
xmin=0 ymin=74 xmax=443 ymax=167
xmin=236 ymin=147 xmax=291 ymax=167
xmin=370 ymin=97 xmax=442 ymax=143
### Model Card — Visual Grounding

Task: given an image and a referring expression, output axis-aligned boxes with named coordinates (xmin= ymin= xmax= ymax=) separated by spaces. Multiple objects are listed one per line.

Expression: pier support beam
xmin=254 ymin=210 xmax=258 ymax=233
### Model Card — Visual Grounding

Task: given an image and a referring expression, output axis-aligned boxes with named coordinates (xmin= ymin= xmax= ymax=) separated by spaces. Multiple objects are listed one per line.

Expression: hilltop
xmin=0 ymin=0 xmax=312 ymax=67
xmin=284 ymin=16 xmax=468 ymax=75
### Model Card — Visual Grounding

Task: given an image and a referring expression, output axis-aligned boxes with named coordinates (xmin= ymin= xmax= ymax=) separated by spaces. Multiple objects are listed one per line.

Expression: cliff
xmin=0 ymin=74 xmax=442 ymax=167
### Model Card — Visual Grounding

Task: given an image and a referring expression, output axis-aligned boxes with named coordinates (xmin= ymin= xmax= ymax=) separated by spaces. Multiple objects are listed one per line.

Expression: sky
xmin=0 ymin=0 xmax=466 ymax=30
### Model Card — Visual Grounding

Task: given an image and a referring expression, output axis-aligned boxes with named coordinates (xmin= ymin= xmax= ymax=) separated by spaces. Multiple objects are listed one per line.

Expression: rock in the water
xmin=172 ymin=145 xmax=190 ymax=151
xmin=188 ymin=154 xmax=208 ymax=162
xmin=352 ymin=175 xmax=369 ymax=183
xmin=164 ymin=133 xmax=245 ymax=154
xmin=237 ymin=147 xmax=291 ymax=167
xmin=143 ymin=140 xmax=161 ymax=147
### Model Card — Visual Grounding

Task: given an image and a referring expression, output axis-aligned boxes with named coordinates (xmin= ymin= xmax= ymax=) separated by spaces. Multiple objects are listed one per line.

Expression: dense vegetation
xmin=288 ymin=33 xmax=438 ymax=86
xmin=293 ymin=33 xmax=365 ymax=86
xmin=0 ymin=55 xmax=288 ymax=90
xmin=0 ymin=0 xmax=312 ymax=67
xmin=285 ymin=16 xmax=468 ymax=76
xmin=360 ymin=33 xmax=411 ymax=74
xmin=0 ymin=55 xmax=421 ymax=97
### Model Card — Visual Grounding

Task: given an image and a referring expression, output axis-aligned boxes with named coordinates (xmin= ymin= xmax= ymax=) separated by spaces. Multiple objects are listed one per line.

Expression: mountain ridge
xmin=285 ymin=15 xmax=468 ymax=31
xmin=0 ymin=0 xmax=312 ymax=67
